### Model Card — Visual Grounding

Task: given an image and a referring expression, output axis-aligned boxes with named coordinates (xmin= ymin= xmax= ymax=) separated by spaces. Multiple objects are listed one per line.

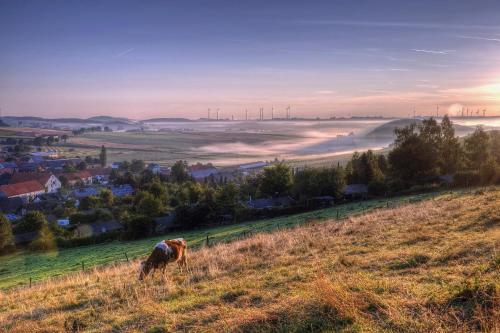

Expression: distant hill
xmin=142 ymin=117 xmax=192 ymax=122
xmin=86 ymin=116 xmax=133 ymax=123
xmin=2 ymin=116 xmax=135 ymax=125
xmin=366 ymin=118 xmax=473 ymax=139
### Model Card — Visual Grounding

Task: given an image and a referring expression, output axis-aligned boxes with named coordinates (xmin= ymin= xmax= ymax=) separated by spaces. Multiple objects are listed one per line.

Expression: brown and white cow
xmin=138 ymin=238 xmax=188 ymax=280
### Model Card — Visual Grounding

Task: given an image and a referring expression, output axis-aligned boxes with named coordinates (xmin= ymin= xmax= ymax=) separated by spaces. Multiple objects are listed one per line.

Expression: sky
xmin=1 ymin=0 xmax=500 ymax=120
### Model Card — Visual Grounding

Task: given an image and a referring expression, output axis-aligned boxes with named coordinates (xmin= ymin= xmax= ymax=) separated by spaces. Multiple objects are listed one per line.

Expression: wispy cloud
xmin=116 ymin=48 xmax=135 ymax=57
xmin=411 ymin=49 xmax=454 ymax=55
xmin=457 ymin=35 xmax=500 ymax=43
xmin=314 ymin=90 xmax=336 ymax=95
xmin=369 ymin=68 xmax=413 ymax=72
xmin=295 ymin=20 xmax=500 ymax=30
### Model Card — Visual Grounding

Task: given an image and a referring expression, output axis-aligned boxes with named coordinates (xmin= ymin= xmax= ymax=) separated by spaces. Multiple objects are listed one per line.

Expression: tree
xmin=346 ymin=150 xmax=384 ymax=184
xmin=464 ymin=127 xmax=490 ymax=170
xmin=28 ymin=225 xmax=56 ymax=252
xmin=389 ymin=119 xmax=442 ymax=183
xmin=77 ymin=161 xmax=87 ymax=170
xmin=171 ymin=160 xmax=190 ymax=183
xmin=136 ymin=192 xmax=164 ymax=217
xmin=439 ymin=115 xmax=463 ymax=174
xmin=61 ymin=134 xmax=69 ymax=143
xmin=215 ymin=182 xmax=239 ymax=215
xmin=489 ymin=130 xmax=500 ymax=165
xmin=14 ymin=211 xmax=48 ymax=233
xmin=293 ymin=166 xmax=345 ymax=200
xmin=260 ymin=162 xmax=292 ymax=197
xmin=122 ymin=215 xmax=154 ymax=240
xmin=99 ymin=145 xmax=107 ymax=167
xmin=33 ymin=136 xmax=44 ymax=146
xmin=0 ymin=215 xmax=14 ymax=254
xmin=100 ymin=188 xmax=114 ymax=207
xmin=130 ymin=159 xmax=145 ymax=173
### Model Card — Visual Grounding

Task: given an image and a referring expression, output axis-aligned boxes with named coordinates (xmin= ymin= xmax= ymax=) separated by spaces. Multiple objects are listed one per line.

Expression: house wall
xmin=45 ymin=175 xmax=62 ymax=193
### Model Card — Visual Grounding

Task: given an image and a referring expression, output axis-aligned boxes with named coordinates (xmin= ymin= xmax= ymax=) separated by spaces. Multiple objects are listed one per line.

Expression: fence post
xmin=336 ymin=210 xmax=339 ymax=220
xmin=81 ymin=261 xmax=85 ymax=272
xmin=29 ymin=277 xmax=32 ymax=288
xmin=206 ymin=233 xmax=210 ymax=247
xmin=124 ymin=252 xmax=129 ymax=262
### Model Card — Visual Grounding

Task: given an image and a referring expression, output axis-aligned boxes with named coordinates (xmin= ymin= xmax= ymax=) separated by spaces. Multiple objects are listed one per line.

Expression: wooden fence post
xmin=206 ymin=233 xmax=210 ymax=247
xmin=29 ymin=277 xmax=32 ymax=288
xmin=336 ymin=210 xmax=339 ymax=220
xmin=81 ymin=261 xmax=85 ymax=272
xmin=124 ymin=252 xmax=129 ymax=261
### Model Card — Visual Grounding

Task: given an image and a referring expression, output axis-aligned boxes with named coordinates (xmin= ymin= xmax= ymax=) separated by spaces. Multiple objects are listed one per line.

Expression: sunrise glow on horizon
xmin=2 ymin=0 xmax=500 ymax=119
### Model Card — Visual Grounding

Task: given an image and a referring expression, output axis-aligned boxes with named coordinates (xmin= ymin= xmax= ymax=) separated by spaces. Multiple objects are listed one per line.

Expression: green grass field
xmin=0 ymin=191 xmax=449 ymax=290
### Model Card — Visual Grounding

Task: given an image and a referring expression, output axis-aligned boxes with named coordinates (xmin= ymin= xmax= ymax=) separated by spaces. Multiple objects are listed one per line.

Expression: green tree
xmin=0 ymin=215 xmax=15 ymax=254
xmin=439 ymin=115 xmax=463 ymax=174
xmin=99 ymin=145 xmax=107 ymax=167
xmin=99 ymin=189 xmax=114 ymax=207
xmin=215 ymin=182 xmax=239 ymax=215
xmin=389 ymin=120 xmax=441 ymax=183
xmin=346 ymin=150 xmax=384 ymax=184
xmin=489 ymin=130 xmax=500 ymax=164
xmin=293 ymin=166 xmax=345 ymax=200
xmin=14 ymin=211 xmax=48 ymax=233
xmin=130 ymin=159 xmax=145 ymax=173
xmin=171 ymin=160 xmax=190 ymax=183
xmin=464 ymin=127 xmax=490 ymax=170
xmin=122 ymin=215 xmax=154 ymax=240
xmin=28 ymin=225 xmax=56 ymax=252
xmin=260 ymin=162 xmax=292 ymax=197
xmin=136 ymin=192 xmax=164 ymax=217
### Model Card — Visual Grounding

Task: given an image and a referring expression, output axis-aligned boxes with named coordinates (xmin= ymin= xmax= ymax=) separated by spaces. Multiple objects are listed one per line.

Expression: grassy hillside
xmin=0 ymin=192 xmax=438 ymax=290
xmin=1 ymin=188 xmax=498 ymax=332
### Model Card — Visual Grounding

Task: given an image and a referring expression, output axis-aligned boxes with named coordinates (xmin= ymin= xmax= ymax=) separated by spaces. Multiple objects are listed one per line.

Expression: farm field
xmin=0 ymin=187 xmax=498 ymax=332
xmin=0 ymin=191 xmax=445 ymax=290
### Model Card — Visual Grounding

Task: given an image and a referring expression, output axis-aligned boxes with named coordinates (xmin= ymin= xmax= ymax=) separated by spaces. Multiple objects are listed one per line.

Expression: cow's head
xmin=138 ymin=261 xmax=151 ymax=281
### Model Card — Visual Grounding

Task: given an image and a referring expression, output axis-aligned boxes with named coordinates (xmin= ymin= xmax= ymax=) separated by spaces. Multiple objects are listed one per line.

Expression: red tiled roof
xmin=87 ymin=168 xmax=111 ymax=176
xmin=10 ymin=172 xmax=53 ymax=185
xmin=0 ymin=180 xmax=45 ymax=197
xmin=63 ymin=170 xmax=92 ymax=181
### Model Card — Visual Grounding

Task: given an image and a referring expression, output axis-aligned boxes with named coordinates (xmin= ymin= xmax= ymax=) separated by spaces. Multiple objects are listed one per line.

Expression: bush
xmin=28 ymin=226 xmax=56 ymax=252
xmin=367 ymin=179 xmax=388 ymax=196
xmin=122 ymin=215 xmax=154 ymax=240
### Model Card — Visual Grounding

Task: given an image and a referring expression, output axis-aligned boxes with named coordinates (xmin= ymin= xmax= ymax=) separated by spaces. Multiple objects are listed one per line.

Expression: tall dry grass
xmin=0 ymin=188 xmax=499 ymax=332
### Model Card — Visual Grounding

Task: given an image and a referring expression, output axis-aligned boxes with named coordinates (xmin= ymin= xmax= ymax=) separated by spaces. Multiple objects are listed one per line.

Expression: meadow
xmin=0 ymin=187 xmax=497 ymax=332
xmin=0 ymin=191 xmax=443 ymax=290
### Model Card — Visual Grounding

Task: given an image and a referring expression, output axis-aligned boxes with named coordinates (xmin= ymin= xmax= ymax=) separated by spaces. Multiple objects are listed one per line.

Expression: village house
xmin=62 ymin=170 xmax=93 ymax=186
xmin=188 ymin=164 xmax=218 ymax=181
xmin=10 ymin=172 xmax=61 ymax=193
xmin=41 ymin=158 xmax=82 ymax=171
xmin=0 ymin=180 xmax=45 ymax=199
xmin=87 ymin=167 xmax=111 ymax=184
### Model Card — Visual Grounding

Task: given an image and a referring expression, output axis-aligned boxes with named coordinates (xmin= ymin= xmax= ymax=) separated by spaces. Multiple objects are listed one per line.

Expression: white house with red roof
xmin=10 ymin=172 xmax=61 ymax=193
xmin=0 ymin=180 xmax=45 ymax=199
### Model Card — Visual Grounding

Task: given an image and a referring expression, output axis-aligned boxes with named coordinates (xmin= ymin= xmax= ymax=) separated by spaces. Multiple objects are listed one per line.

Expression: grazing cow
xmin=138 ymin=238 xmax=188 ymax=280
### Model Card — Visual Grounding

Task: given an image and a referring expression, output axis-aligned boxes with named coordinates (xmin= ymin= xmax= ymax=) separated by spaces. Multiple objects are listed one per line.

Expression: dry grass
xmin=1 ymin=188 xmax=499 ymax=332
